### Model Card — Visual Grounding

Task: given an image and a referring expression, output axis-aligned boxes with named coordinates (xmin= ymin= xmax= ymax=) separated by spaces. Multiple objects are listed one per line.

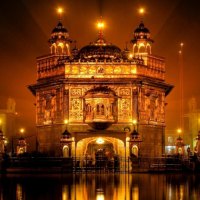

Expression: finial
xmin=138 ymin=7 xmax=145 ymax=21
xmin=57 ymin=7 xmax=63 ymax=21
xmin=97 ymin=16 xmax=105 ymax=39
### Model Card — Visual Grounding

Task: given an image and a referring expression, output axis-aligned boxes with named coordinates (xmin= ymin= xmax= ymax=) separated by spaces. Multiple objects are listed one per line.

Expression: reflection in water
xmin=0 ymin=174 xmax=199 ymax=200
xmin=62 ymin=185 xmax=68 ymax=200
xmin=132 ymin=185 xmax=139 ymax=200
xmin=96 ymin=189 xmax=104 ymax=200
xmin=16 ymin=184 xmax=24 ymax=200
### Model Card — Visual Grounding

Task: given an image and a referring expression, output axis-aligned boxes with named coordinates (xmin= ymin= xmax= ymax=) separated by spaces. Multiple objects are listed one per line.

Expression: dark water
xmin=0 ymin=173 xmax=200 ymax=200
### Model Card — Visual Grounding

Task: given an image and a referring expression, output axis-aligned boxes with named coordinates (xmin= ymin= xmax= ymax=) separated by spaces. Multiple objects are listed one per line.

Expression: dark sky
xmin=0 ymin=0 xmax=200 ymax=133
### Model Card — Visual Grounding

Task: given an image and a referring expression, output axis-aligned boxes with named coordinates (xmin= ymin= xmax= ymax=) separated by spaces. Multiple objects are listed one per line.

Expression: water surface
xmin=0 ymin=173 xmax=199 ymax=200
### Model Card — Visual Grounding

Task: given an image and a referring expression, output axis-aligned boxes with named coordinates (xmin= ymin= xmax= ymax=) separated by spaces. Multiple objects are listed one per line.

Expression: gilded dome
xmin=78 ymin=38 xmax=122 ymax=60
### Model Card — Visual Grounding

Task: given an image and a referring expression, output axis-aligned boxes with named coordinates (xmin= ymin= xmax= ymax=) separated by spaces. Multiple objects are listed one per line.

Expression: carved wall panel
xmin=118 ymin=98 xmax=132 ymax=122
xmin=69 ymin=88 xmax=83 ymax=122
xmin=138 ymin=87 xmax=165 ymax=123
xmin=119 ymin=88 xmax=131 ymax=96
xmin=36 ymin=87 xmax=66 ymax=125
xmin=71 ymin=88 xmax=82 ymax=96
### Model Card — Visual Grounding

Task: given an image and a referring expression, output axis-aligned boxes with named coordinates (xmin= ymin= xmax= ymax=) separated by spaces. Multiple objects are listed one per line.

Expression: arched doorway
xmin=76 ymin=137 xmax=125 ymax=171
xmin=131 ymin=145 xmax=139 ymax=157
xmin=63 ymin=145 xmax=69 ymax=158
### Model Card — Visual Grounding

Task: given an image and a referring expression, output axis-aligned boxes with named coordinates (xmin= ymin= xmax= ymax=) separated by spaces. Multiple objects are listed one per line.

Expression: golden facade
xmin=29 ymin=19 xmax=173 ymax=159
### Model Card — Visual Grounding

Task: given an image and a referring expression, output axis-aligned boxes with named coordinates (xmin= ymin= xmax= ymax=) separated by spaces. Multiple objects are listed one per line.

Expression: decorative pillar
xmin=60 ymin=129 xmax=73 ymax=157
xmin=16 ymin=137 xmax=27 ymax=155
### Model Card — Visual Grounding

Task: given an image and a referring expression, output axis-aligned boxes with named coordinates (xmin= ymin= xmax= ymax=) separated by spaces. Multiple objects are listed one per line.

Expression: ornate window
xmin=96 ymin=104 xmax=105 ymax=115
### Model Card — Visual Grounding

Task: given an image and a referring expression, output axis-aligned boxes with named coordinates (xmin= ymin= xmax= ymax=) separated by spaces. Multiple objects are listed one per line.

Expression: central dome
xmin=78 ymin=37 xmax=122 ymax=60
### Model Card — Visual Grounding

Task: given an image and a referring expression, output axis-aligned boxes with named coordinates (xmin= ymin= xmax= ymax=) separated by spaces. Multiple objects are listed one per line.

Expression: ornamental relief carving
xmin=69 ymin=111 xmax=83 ymax=121
xmin=43 ymin=93 xmax=56 ymax=124
xmin=139 ymin=89 xmax=165 ymax=122
xmin=97 ymin=66 xmax=104 ymax=74
xmin=69 ymin=97 xmax=83 ymax=121
xmin=71 ymin=98 xmax=82 ymax=110
xmin=108 ymin=86 xmax=118 ymax=95
xmin=118 ymin=98 xmax=131 ymax=121
xmin=70 ymin=88 xmax=82 ymax=96
xmin=119 ymin=88 xmax=131 ymax=96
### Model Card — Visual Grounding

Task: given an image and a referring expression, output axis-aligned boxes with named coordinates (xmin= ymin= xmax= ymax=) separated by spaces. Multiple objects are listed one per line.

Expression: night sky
xmin=0 ymin=0 xmax=200 ymax=134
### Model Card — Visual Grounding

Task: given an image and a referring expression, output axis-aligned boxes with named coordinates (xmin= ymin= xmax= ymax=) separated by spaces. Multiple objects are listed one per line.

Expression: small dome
xmin=52 ymin=22 xmax=68 ymax=34
xmin=133 ymin=22 xmax=153 ymax=41
xmin=62 ymin=129 xmax=72 ymax=139
xmin=131 ymin=21 xmax=154 ymax=45
xmin=134 ymin=22 xmax=150 ymax=34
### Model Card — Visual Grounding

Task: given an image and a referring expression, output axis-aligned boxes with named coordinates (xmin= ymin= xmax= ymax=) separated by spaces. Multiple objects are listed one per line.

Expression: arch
xmin=76 ymin=137 xmax=125 ymax=158
xmin=139 ymin=46 xmax=145 ymax=53
xmin=131 ymin=145 xmax=139 ymax=157
xmin=133 ymin=44 xmax=139 ymax=54
xmin=178 ymin=147 xmax=183 ymax=155
xmin=63 ymin=145 xmax=69 ymax=158
xmin=146 ymin=45 xmax=151 ymax=54
xmin=51 ymin=44 xmax=56 ymax=54
xmin=57 ymin=45 xmax=63 ymax=54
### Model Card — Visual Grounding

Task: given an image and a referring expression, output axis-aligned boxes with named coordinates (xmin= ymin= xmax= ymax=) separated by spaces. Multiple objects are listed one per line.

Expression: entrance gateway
xmin=72 ymin=136 xmax=128 ymax=172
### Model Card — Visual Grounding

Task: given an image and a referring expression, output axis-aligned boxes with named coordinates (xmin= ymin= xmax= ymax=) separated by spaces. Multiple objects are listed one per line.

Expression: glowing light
xmin=180 ymin=42 xmax=184 ymax=47
xmin=96 ymin=193 xmax=105 ymax=200
xmin=96 ymin=138 xmax=104 ymax=144
xmin=97 ymin=21 xmax=105 ymax=29
xmin=64 ymin=119 xmax=68 ymax=124
xmin=4 ymin=139 xmax=8 ymax=145
xmin=57 ymin=7 xmax=63 ymax=14
xmin=131 ymin=66 xmax=137 ymax=74
xmin=129 ymin=53 xmax=133 ymax=59
xmin=20 ymin=128 xmax=25 ymax=134
xmin=138 ymin=7 xmax=145 ymax=15
xmin=132 ymin=119 xmax=137 ymax=125
xmin=58 ymin=42 xmax=64 ymax=47
xmin=0 ymin=119 xmax=2 ymax=125
xmin=177 ymin=128 xmax=182 ymax=134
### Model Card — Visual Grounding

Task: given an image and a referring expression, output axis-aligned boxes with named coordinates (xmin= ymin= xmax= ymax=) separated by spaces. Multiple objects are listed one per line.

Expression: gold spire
xmin=97 ymin=17 xmax=105 ymax=39
xmin=57 ymin=7 xmax=63 ymax=21
xmin=138 ymin=7 xmax=145 ymax=21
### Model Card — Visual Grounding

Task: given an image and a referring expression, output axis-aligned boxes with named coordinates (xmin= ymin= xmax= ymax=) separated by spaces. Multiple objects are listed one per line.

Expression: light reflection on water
xmin=0 ymin=173 xmax=200 ymax=200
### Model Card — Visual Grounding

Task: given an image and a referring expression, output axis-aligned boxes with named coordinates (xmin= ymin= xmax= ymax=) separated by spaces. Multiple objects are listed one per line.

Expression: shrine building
xmin=29 ymin=15 xmax=173 ymax=159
